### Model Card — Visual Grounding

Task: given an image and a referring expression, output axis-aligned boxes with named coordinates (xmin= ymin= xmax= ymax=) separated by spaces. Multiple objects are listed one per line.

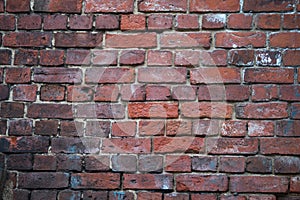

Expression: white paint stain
xmin=206 ymin=14 xmax=226 ymax=24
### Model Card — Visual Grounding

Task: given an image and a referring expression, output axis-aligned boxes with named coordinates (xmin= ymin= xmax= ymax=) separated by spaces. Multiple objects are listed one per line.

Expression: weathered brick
xmin=7 ymin=154 xmax=33 ymax=170
xmin=0 ymin=85 xmax=9 ymax=100
xmin=283 ymin=50 xmax=300 ymax=66
xmin=120 ymin=50 xmax=145 ymax=65
xmin=252 ymin=84 xmax=278 ymax=102
xmin=60 ymin=121 xmax=84 ymax=137
xmin=175 ymin=50 xmax=200 ymax=67
xmin=207 ymin=138 xmax=258 ymax=154
xmin=120 ymin=84 xmax=145 ymax=101
xmin=275 ymin=156 xmax=300 ymax=174
xmin=35 ymin=120 xmax=58 ymax=136
xmin=123 ymin=174 xmax=173 ymax=190
xmin=153 ymin=137 xmax=204 ymax=153
xmin=246 ymin=156 xmax=272 ymax=173
xmin=34 ymin=68 xmax=82 ymax=84
xmin=85 ymin=121 xmax=110 ymax=137
xmin=172 ymin=86 xmax=196 ymax=101
xmin=0 ymin=102 xmax=24 ymax=118
xmin=139 ymin=0 xmax=187 ymax=12
xmin=66 ymin=49 xmax=91 ymax=65
xmin=181 ymin=102 xmax=233 ymax=119
xmin=92 ymin=50 xmax=118 ymax=66
xmin=230 ymin=176 xmax=289 ymax=193
xmin=94 ymin=85 xmax=119 ymax=102
xmin=112 ymin=121 xmax=136 ymax=137
xmin=4 ymin=32 xmax=51 ymax=47
xmin=0 ymin=15 xmax=15 ymax=30
xmin=147 ymin=50 xmax=172 ymax=66
xmin=14 ymin=49 xmax=38 ymax=65
xmin=109 ymin=191 xmax=135 ymax=200
xmin=112 ymin=155 xmax=137 ymax=172
xmin=57 ymin=154 xmax=82 ymax=172
xmin=95 ymin=15 xmax=119 ymax=30
xmin=283 ymin=14 xmax=300 ymax=29
xmin=256 ymin=50 xmax=282 ymax=66
xmin=221 ymin=120 xmax=247 ymax=137
xmin=165 ymin=155 xmax=191 ymax=172
xmin=31 ymin=190 xmax=57 ymax=200
xmin=67 ymin=86 xmax=94 ymax=102
xmin=0 ymin=120 xmax=7 ymax=135
xmin=58 ymin=190 xmax=81 ymax=200
xmin=76 ymin=103 xmax=125 ymax=119
xmin=215 ymin=32 xmax=266 ymax=48
xmin=229 ymin=49 xmax=254 ymax=66
xmin=71 ymin=173 xmax=120 ymax=189
xmin=198 ymin=85 xmax=249 ymax=101
xmin=248 ymin=195 xmax=276 ymax=200
xmin=84 ymin=155 xmax=110 ymax=171
xmin=138 ymin=67 xmax=186 ymax=84
xmin=248 ymin=121 xmax=274 ymax=137
xmin=192 ymin=156 xmax=217 ymax=172
xmin=256 ymin=14 xmax=281 ymax=30
xmin=69 ymin=15 xmax=93 ymax=30
xmin=228 ymin=14 xmax=252 ymax=30
xmin=40 ymin=50 xmax=64 ymax=66
xmin=166 ymin=120 xmax=192 ymax=136
xmin=18 ymin=14 xmax=42 ymax=30
xmin=102 ymin=138 xmax=151 ymax=154
xmin=176 ymin=174 xmax=228 ymax=192
xmin=128 ymin=102 xmax=178 ymax=119
xmin=290 ymin=177 xmax=300 ymax=192
xmin=146 ymin=85 xmax=170 ymax=101
xmin=276 ymin=120 xmax=300 ymax=137
xmin=34 ymin=0 xmax=82 ymax=13
xmin=106 ymin=33 xmax=156 ymax=48
xmin=291 ymin=103 xmax=300 ymax=119
xmin=164 ymin=193 xmax=189 ymax=200
xmin=160 ymin=32 xmax=211 ymax=48
xmin=138 ymin=155 xmax=163 ymax=172
xmin=85 ymin=0 xmax=134 ymax=13
xmin=243 ymin=0 xmax=294 ymax=12
xmin=44 ymin=14 xmax=67 ymax=30
xmin=261 ymin=138 xmax=300 ymax=155
xmin=52 ymin=137 xmax=100 ymax=154
xmin=121 ymin=14 xmax=146 ymax=30
xmin=27 ymin=104 xmax=73 ymax=119
xmin=219 ymin=156 xmax=245 ymax=173
xmin=139 ymin=120 xmax=165 ymax=136
xmin=148 ymin=14 xmax=173 ymax=30
xmin=0 ymin=0 xmax=3 ymax=12
xmin=33 ymin=155 xmax=56 ymax=171
xmin=202 ymin=14 xmax=226 ymax=29
xmin=190 ymin=0 xmax=239 ymax=12
xmin=85 ymin=68 xmax=134 ymax=84
xmin=11 ymin=189 xmax=30 ymax=200
xmin=200 ymin=50 xmax=228 ymax=66
xmin=137 ymin=192 xmax=162 ymax=200
xmin=8 ymin=119 xmax=33 ymax=136
xmin=191 ymin=194 xmax=217 ymax=200
xmin=82 ymin=191 xmax=108 ymax=199
xmin=176 ymin=14 xmax=199 ymax=30
xmin=6 ymin=68 xmax=31 ymax=84
xmin=40 ymin=85 xmax=65 ymax=101
xmin=7 ymin=0 xmax=30 ymax=12
xmin=220 ymin=195 xmax=247 ymax=200
xmin=270 ymin=32 xmax=300 ymax=48
xmin=55 ymin=33 xmax=103 ymax=48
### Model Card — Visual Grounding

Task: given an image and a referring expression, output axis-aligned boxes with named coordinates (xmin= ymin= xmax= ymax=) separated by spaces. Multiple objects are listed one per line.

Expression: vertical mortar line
xmin=239 ymin=0 xmax=244 ymax=13
xmin=187 ymin=0 xmax=190 ymax=14
xmin=134 ymin=0 xmax=138 ymax=14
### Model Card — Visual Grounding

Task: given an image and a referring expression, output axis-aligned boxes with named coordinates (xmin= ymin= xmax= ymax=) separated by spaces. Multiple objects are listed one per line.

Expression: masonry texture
xmin=0 ymin=0 xmax=300 ymax=199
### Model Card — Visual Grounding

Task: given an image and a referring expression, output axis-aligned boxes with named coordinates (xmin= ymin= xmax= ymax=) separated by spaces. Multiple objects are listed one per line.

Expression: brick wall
xmin=0 ymin=0 xmax=300 ymax=199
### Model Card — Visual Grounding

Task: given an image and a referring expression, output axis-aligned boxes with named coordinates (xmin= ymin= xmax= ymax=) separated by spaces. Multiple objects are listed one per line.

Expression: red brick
xmin=220 ymin=195 xmax=247 ymax=200
xmin=14 ymin=49 xmax=38 ymax=65
xmin=146 ymin=85 xmax=170 ymax=101
xmin=94 ymin=85 xmax=119 ymax=102
xmin=283 ymin=14 xmax=300 ymax=29
xmin=270 ymin=32 xmax=300 ymax=48
xmin=161 ymin=32 xmax=211 ymax=48
xmin=274 ymin=156 xmax=300 ymax=174
xmin=176 ymin=14 xmax=199 ymax=30
xmin=109 ymin=191 xmax=135 ymax=200
xmin=0 ymin=136 xmax=49 ymax=153
xmin=191 ymin=67 xmax=240 ymax=84
xmin=256 ymin=50 xmax=281 ymax=66
xmin=95 ymin=15 xmax=119 ymax=30
xmin=153 ymin=137 xmax=204 ymax=153
xmin=248 ymin=121 xmax=274 ymax=137
xmin=283 ymin=50 xmax=300 ymax=66
xmin=40 ymin=85 xmax=65 ymax=101
xmin=52 ymin=137 xmax=100 ymax=154
xmin=0 ymin=102 xmax=24 ymax=118
xmin=4 ymin=32 xmax=52 ymax=47
xmin=69 ymin=15 xmax=93 ymax=30
xmin=34 ymin=0 xmax=82 ymax=13
xmin=124 ymin=174 xmax=173 ymax=190
xmin=245 ymin=68 xmax=294 ymax=84
xmin=7 ymin=0 xmax=30 ymax=12
xmin=8 ymin=119 xmax=32 ymax=136
xmin=35 ymin=120 xmax=58 ymax=136
xmin=18 ymin=14 xmax=42 ymax=30
xmin=236 ymin=102 xmax=288 ymax=119
xmin=246 ymin=156 xmax=272 ymax=173
xmin=137 ymin=192 xmax=162 ymax=200
xmin=243 ymin=0 xmax=294 ymax=12
xmin=200 ymin=50 xmax=227 ymax=67
xmin=181 ymin=102 xmax=233 ymax=119
xmin=0 ymin=68 xmax=3 ymax=83
xmin=7 ymin=154 xmax=32 ymax=170
xmin=0 ymin=120 xmax=6 ymax=135
xmin=92 ymin=50 xmax=118 ymax=66
xmin=112 ymin=121 xmax=136 ymax=137
xmin=215 ymin=32 xmax=266 ymax=48
xmin=120 ymin=50 xmax=145 ymax=65
xmin=190 ymin=0 xmax=239 ymax=12
xmin=27 ymin=104 xmax=73 ymax=119
xmin=139 ymin=120 xmax=165 ymax=136
xmin=202 ymin=14 xmax=226 ymax=29
xmin=34 ymin=68 xmax=82 ymax=84
xmin=276 ymin=120 xmax=300 ymax=137
xmin=120 ymin=84 xmax=146 ymax=101
xmin=166 ymin=120 xmax=192 ymax=136
xmin=165 ymin=155 xmax=191 ymax=172
xmin=228 ymin=14 xmax=252 ymax=30
xmin=191 ymin=194 xmax=217 ymax=200
xmin=40 ymin=50 xmax=64 ymax=66
xmin=256 ymin=14 xmax=281 ymax=30
xmin=58 ymin=190 xmax=81 ymax=200
xmin=0 ymin=85 xmax=9 ymax=100
xmin=252 ymin=84 xmax=278 ymax=102
xmin=248 ymin=195 xmax=276 ymax=200
xmin=31 ymin=190 xmax=57 ymax=200
xmin=85 ymin=121 xmax=110 ymax=137
xmin=128 ymin=102 xmax=178 ymax=119
xmin=85 ymin=68 xmax=134 ymax=83
xmin=11 ymin=189 xmax=30 ymax=200
xmin=106 ymin=33 xmax=156 ymax=48
xmin=55 ymin=33 xmax=103 ymax=48
xmin=0 ymin=49 xmax=12 ymax=65
xmin=139 ymin=0 xmax=187 ymax=12
xmin=76 ymin=103 xmax=125 ymax=119
xmin=192 ymin=156 xmax=217 ymax=172
xmin=82 ymin=191 xmax=108 ymax=200
xmin=84 ymin=155 xmax=110 ymax=171
xmin=44 ymin=14 xmax=67 ymax=30
xmin=230 ymin=176 xmax=289 ymax=193
xmin=175 ymin=50 xmax=200 ymax=67
xmin=148 ymin=14 xmax=173 ymax=30
xmin=172 ymin=86 xmax=196 ymax=101
xmin=207 ymin=138 xmax=258 ymax=154
xmin=0 ymin=0 xmax=3 ymax=12
xmin=85 ymin=0 xmax=134 ymax=13
xmin=138 ymin=155 xmax=163 ymax=172
xmin=67 ymin=86 xmax=93 ymax=102
xmin=147 ymin=50 xmax=172 ymax=66
xmin=198 ymin=85 xmax=249 ymax=101
xmin=219 ymin=156 xmax=246 ymax=173
xmin=57 ymin=154 xmax=82 ymax=172
xmin=176 ymin=174 xmax=228 ymax=192
xmin=101 ymin=138 xmax=151 ymax=154
xmin=289 ymin=102 xmax=300 ymax=118
xmin=0 ymin=15 xmax=15 ymax=30
xmin=229 ymin=50 xmax=254 ymax=66
xmin=71 ymin=173 xmax=120 ymax=189
xmin=139 ymin=67 xmax=186 ymax=84
xmin=221 ymin=120 xmax=247 ymax=137
xmin=290 ymin=177 xmax=300 ymax=192
xmin=164 ymin=193 xmax=189 ymax=200
xmin=6 ymin=68 xmax=31 ymax=84
xmin=66 ymin=49 xmax=91 ymax=65
xmin=261 ymin=138 xmax=300 ymax=155
xmin=60 ymin=120 xmax=84 ymax=137
xmin=121 ymin=14 xmax=146 ymax=30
